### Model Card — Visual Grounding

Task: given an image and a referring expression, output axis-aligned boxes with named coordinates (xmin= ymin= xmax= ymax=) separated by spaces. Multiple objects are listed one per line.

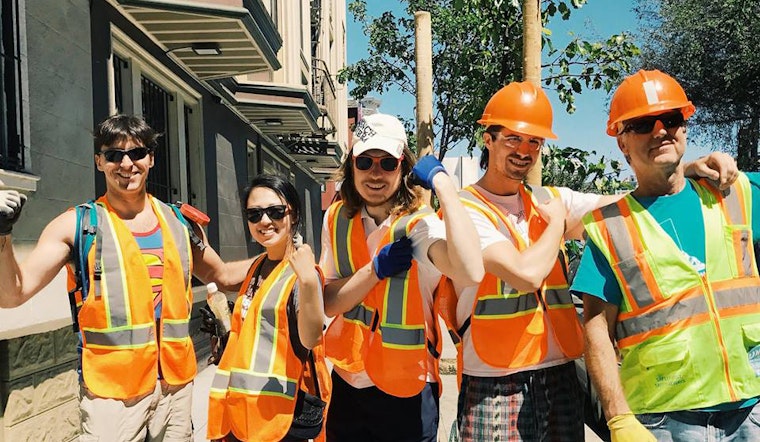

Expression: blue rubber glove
xmin=373 ymin=236 xmax=413 ymax=279
xmin=412 ymin=155 xmax=447 ymax=190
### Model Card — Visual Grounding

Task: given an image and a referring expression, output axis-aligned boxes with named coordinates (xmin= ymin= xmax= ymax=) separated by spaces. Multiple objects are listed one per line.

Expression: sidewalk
xmin=191 ymin=321 xmax=604 ymax=441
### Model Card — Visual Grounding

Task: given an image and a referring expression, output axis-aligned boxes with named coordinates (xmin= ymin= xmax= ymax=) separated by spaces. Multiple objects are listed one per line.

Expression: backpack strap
xmin=68 ymin=201 xmax=97 ymax=332
xmin=67 ymin=200 xmax=205 ymax=332
xmin=170 ymin=202 xmax=206 ymax=251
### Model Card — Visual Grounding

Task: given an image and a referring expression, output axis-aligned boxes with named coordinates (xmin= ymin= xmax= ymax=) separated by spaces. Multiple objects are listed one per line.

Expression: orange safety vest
xmin=208 ymin=255 xmax=331 ymax=442
xmin=584 ymin=176 xmax=760 ymax=412
xmin=448 ymin=185 xmax=583 ymax=369
xmin=70 ymin=196 xmax=195 ymax=399
xmin=323 ymin=201 xmax=442 ymax=398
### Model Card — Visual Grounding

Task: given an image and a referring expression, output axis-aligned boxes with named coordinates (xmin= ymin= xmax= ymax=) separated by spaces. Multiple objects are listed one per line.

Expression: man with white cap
xmin=319 ymin=113 xmax=484 ymax=441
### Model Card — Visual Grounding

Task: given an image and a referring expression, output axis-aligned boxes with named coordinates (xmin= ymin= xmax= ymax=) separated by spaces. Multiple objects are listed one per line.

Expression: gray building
xmin=0 ymin=1 xmax=347 ymax=440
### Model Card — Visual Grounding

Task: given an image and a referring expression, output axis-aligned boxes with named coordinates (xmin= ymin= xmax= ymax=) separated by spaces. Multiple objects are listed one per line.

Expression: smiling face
xmin=352 ymin=148 xmax=403 ymax=211
xmin=483 ymin=129 xmax=543 ymax=182
xmin=246 ymin=186 xmax=293 ymax=256
xmin=95 ymin=137 xmax=154 ymax=196
xmin=617 ymin=110 xmax=687 ymax=175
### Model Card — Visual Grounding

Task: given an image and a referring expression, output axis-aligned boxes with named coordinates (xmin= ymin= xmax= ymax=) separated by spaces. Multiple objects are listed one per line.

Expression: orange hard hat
xmin=477 ymin=81 xmax=557 ymax=139
xmin=607 ymin=69 xmax=695 ymax=136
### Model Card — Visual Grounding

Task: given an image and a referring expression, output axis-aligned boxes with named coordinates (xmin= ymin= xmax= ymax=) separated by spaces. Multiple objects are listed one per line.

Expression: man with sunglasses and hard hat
xmin=0 ymin=115 xmax=255 ymax=441
xmin=319 ymin=112 xmax=484 ymax=441
xmin=442 ymin=79 xmax=740 ymax=442
xmin=572 ymin=69 xmax=760 ymax=442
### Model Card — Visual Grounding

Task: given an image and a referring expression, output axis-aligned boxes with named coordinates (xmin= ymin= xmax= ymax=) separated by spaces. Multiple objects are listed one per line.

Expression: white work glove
xmin=0 ymin=190 xmax=26 ymax=235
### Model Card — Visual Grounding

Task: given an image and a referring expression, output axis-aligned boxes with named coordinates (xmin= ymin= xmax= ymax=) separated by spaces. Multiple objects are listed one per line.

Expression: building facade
xmin=0 ymin=1 xmax=347 ymax=440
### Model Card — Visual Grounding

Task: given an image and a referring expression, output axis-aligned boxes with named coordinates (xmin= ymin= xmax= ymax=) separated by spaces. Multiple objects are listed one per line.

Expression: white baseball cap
xmin=352 ymin=113 xmax=407 ymax=159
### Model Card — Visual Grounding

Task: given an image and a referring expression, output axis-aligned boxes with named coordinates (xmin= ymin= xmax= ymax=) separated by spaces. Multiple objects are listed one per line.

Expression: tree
xmin=541 ymin=144 xmax=633 ymax=277
xmin=541 ymin=144 xmax=631 ymax=194
xmin=634 ymin=0 xmax=760 ymax=170
xmin=341 ymin=0 xmax=640 ymax=160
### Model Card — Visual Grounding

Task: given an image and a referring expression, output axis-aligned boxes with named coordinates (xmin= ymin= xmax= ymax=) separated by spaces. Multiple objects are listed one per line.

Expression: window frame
xmin=109 ymin=28 xmax=204 ymax=209
xmin=0 ymin=0 xmax=30 ymax=175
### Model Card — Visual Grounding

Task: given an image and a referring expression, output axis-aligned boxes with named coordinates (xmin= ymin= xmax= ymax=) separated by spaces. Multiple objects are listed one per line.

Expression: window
xmin=110 ymin=29 xmax=203 ymax=208
xmin=0 ymin=0 xmax=27 ymax=172
xmin=141 ymin=76 xmax=172 ymax=203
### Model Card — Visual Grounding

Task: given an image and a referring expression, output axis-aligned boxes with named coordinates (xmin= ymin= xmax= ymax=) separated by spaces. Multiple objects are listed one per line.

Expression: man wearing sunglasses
xmin=574 ymin=69 xmax=760 ymax=442
xmin=446 ymin=79 xmax=740 ymax=442
xmin=319 ymin=113 xmax=484 ymax=441
xmin=0 ymin=115 xmax=254 ymax=441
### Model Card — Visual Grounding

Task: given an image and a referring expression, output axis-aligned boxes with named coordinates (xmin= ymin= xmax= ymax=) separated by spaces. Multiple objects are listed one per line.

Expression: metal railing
xmin=311 ymin=57 xmax=336 ymax=135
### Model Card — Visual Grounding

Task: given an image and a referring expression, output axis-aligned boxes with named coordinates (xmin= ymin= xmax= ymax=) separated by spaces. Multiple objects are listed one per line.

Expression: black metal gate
xmin=141 ymin=76 xmax=171 ymax=202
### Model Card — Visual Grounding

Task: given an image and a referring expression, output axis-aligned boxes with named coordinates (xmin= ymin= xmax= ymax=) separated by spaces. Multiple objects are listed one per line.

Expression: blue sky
xmin=345 ymin=1 xmax=715 ymax=175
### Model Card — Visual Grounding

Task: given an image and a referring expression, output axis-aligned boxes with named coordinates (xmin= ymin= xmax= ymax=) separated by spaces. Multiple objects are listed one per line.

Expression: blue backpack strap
xmin=68 ymin=201 xmax=97 ymax=332
xmin=171 ymin=201 xmax=206 ymax=250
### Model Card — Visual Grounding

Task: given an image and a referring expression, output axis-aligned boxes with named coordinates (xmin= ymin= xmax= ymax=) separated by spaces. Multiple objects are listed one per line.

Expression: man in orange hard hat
xmin=442 ymin=79 xmax=740 ymax=442
xmin=573 ymin=69 xmax=760 ymax=442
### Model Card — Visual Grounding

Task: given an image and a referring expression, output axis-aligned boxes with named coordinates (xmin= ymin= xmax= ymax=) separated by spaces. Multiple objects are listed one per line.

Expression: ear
xmin=95 ymin=153 xmax=105 ymax=172
xmin=482 ymin=132 xmax=494 ymax=152
xmin=148 ymin=151 xmax=155 ymax=168
xmin=616 ymin=136 xmax=628 ymax=157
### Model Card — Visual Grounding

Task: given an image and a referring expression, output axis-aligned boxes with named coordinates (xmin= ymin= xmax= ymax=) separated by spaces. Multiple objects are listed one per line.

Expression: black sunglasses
xmin=100 ymin=146 xmax=152 ymax=163
xmin=246 ymin=205 xmax=288 ymax=223
xmin=354 ymin=155 xmax=403 ymax=172
xmin=622 ymin=112 xmax=685 ymax=135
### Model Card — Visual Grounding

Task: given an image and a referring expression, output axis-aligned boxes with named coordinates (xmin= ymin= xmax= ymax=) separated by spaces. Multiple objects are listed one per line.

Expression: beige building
xmin=0 ymin=1 xmax=347 ymax=440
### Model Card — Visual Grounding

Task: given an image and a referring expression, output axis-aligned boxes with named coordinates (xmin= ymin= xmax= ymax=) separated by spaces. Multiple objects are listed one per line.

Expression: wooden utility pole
xmin=522 ymin=0 xmax=542 ymax=186
xmin=415 ymin=11 xmax=434 ymax=203
xmin=415 ymin=11 xmax=434 ymax=159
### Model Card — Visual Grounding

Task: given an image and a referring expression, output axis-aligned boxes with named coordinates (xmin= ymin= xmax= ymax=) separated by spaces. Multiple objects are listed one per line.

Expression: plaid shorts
xmin=456 ymin=362 xmax=584 ymax=442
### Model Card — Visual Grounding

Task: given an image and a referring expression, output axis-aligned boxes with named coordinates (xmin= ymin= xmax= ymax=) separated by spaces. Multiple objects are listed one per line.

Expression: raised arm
xmin=0 ymin=203 xmax=75 ymax=308
xmin=413 ymin=156 xmax=484 ymax=286
xmin=288 ymin=243 xmax=324 ymax=349
xmin=683 ymin=151 xmax=738 ymax=190
xmin=191 ymin=223 xmax=254 ymax=292
xmin=565 ymin=152 xmax=738 ymax=241
xmin=482 ymin=197 xmax=566 ymax=292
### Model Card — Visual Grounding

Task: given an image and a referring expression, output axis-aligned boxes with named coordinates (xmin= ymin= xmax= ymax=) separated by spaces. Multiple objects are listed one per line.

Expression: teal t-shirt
xmin=570 ymin=172 xmax=760 ymax=411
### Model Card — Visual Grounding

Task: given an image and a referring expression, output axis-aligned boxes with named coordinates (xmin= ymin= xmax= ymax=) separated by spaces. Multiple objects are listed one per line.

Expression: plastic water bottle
xmin=206 ymin=282 xmax=231 ymax=334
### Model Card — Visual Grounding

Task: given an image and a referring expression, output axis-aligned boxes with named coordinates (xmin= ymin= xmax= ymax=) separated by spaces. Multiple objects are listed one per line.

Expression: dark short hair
xmin=479 ymin=125 xmax=504 ymax=170
xmin=242 ymin=174 xmax=303 ymax=234
xmin=93 ymin=115 xmax=159 ymax=154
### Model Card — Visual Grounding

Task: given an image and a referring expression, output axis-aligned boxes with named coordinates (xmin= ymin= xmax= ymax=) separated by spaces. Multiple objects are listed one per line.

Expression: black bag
xmin=283 ymin=352 xmax=326 ymax=441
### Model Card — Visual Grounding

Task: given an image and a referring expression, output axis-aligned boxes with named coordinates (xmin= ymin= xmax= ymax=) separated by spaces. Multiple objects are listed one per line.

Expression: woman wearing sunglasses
xmin=319 ymin=113 xmax=484 ymax=441
xmin=207 ymin=175 xmax=330 ymax=442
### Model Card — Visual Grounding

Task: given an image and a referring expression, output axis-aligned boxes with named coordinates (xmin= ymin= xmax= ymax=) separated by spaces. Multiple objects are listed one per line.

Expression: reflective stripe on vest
xmin=229 ymin=263 xmax=298 ymax=398
xmin=582 ymin=175 xmax=760 ymax=413
xmin=78 ymin=196 xmax=195 ymax=399
xmin=207 ymin=258 xmax=332 ymax=442
xmin=324 ymin=201 xmax=433 ymax=397
xmin=376 ymin=211 xmax=429 ymax=349
xmin=84 ymin=199 xmax=192 ymax=347
xmin=459 ymin=185 xmax=582 ymax=369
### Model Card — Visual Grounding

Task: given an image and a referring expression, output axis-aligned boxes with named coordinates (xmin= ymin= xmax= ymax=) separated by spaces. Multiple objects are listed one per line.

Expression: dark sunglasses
xmin=246 ymin=205 xmax=288 ymax=223
xmin=621 ymin=112 xmax=685 ymax=135
xmin=100 ymin=146 xmax=152 ymax=163
xmin=354 ymin=155 xmax=403 ymax=172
